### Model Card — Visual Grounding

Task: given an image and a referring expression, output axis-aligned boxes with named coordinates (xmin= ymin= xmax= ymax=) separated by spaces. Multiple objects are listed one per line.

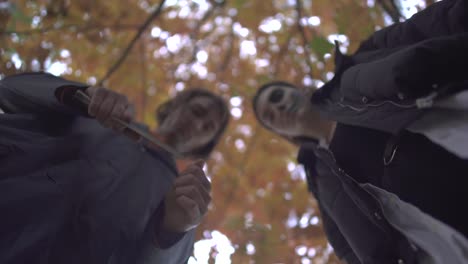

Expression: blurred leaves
xmin=6 ymin=3 xmax=32 ymax=31
xmin=309 ymin=36 xmax=334 ymax=58
xmin=0 ymin=0 xmax=430 ymax=262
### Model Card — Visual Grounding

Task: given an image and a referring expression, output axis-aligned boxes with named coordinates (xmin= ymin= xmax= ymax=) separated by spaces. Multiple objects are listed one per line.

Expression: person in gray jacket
xmin=0 ymin=72 xmax=229 ymax=264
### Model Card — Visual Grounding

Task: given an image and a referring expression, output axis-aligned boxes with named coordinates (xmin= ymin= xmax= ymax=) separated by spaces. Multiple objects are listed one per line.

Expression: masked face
xmin=255 ymin=84 xmax=307 ymax=137
xmin=158 ymin=95 xmax=224 ymax=155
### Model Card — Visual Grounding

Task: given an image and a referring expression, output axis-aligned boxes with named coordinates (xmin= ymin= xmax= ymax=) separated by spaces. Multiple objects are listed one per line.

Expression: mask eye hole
xmin=269 ymin=89 xmax=284 ymax=104
xmin=190 ymin=103 xmax=207 ymax=117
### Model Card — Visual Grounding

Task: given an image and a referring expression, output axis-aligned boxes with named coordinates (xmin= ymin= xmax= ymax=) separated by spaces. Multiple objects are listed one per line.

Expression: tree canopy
xmin=0 ymin=0 xmax=433 ymax=262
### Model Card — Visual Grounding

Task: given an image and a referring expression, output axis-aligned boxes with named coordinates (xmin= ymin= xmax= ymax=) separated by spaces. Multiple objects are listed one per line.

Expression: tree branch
xmin=295 ymin=0 xmax=315 ymax=77
xmin=168 ymin=0 xmax=225 ymax=86
xmin=377 ymin=0 xmax=403 ymax=23
xmin=272 ymin=31 xmax=293 ymax=77
xmin=389 ymin=0 xmax=405 ymax=20
xmin=0 ymin=23 xmax=141 ymax=35
xmin=189 ymin=0 xmax=222 ymax=40
xmin=219 ymin=23 xmax=235 ymax=72
xmin=187 ymin=0 xmax=224 ymax=65
xmin=98 ymin=0 xmax=166 ymax=86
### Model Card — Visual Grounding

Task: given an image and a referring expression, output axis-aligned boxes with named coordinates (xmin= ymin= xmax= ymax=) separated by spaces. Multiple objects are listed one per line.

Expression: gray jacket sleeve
xmin=137 ymin=228 xmax=195 ymax=264
xmin=0 ymin=72 xmax=89 ymax=115
xmin=356 ymin=0 xmax=468 ymax=52
xmin=132 ymin=201 xmax=195 ymax=264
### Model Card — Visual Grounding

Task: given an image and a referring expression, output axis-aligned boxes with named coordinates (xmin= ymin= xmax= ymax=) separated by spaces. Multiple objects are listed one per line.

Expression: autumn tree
xmin=0 ymin=0 xmax=429 ymax=262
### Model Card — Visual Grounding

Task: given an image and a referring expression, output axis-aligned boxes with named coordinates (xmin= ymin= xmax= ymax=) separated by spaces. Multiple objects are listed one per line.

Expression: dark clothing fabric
xmin=329 ymin=124 xmax=468 ymax=236
xmin=311 ymin=0 xmax=468 ymax=134
xmin=356 ymin=0 xmax=468 ymax=52
xmin=329 ymin=123 xmax=391 ymax=185
xmin=298 ymin=144 xmax=418 ymax=264
xmin=382 ymin=131 xmax=468 ymax=236
xmin=0 ymin=72 xmax=194 ymax=264
xmin=299 ymin=1 xmax=468 ymax=263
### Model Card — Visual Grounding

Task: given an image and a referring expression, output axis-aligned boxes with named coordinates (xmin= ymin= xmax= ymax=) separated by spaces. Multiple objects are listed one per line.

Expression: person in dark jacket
xmin=251 ymin=0 xmax=468 ymax=262
xmin=311 ymin=0 xmax=468 ymax=237
xmin=253 ymin=81 xmax=468 ymax=264
xmin=0 ymin=72 xmax=229 ymax=264
xmin=253 ymin=81 xmax=412 ymax=264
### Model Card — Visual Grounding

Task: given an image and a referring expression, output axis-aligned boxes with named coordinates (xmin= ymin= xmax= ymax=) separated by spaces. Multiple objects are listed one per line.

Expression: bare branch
xmin=187 ymin=0 xmax=225 ymax=65
xmin=272 ymin=31 xmax=294 ymax=77
xmin=389 ymin=0 xmax=405 ymax=20
xmin=189 ymin=0 xmax=221 ymax=40
xmin=168 ymin=0 xmax=225 ymax=86
xmin=219 ymin=24 xmax=235 ymax=72
xmin=295 ymin=0 xmax=315 ymax=77
xmin=0 ymin=23 xmax=141 ymax=35
xmin=377 ymin=0 xmax=403 ymax=23
xmin=98 ymin=0 xmax=166 ymax=86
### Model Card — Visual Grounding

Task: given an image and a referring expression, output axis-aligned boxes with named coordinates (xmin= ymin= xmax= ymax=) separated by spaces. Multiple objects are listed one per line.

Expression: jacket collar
xmin=311 ymin=41 xmax=354 ymax=103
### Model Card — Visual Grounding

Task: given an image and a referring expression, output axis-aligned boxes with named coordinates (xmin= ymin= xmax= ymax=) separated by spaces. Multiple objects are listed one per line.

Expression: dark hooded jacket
xmin=312 ymin=0 xmax=468 ymax=134
xmin=0 ymin=72 xmax=193 ymax=264
xmin=298 ymin=0 xmax=468 ymax=263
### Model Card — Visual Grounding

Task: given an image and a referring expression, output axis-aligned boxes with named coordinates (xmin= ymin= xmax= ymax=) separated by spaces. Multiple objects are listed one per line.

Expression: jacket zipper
xmin=315 ymin=146 xmax=393 ymax=237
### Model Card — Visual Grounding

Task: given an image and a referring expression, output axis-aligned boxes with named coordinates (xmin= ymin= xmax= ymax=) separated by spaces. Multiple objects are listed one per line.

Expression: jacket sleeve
xmin=135 ymin=201 xmax=195 ymax=264
xmin=356 ymin=0 xmax=468 ymax=52
xmin=0 ymin=72 xmax=89 ymax=116
xmin=138 ymin=224 xmax=195 ymax=264
xmin=341 ymin=33 xmax=468 ymax=101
